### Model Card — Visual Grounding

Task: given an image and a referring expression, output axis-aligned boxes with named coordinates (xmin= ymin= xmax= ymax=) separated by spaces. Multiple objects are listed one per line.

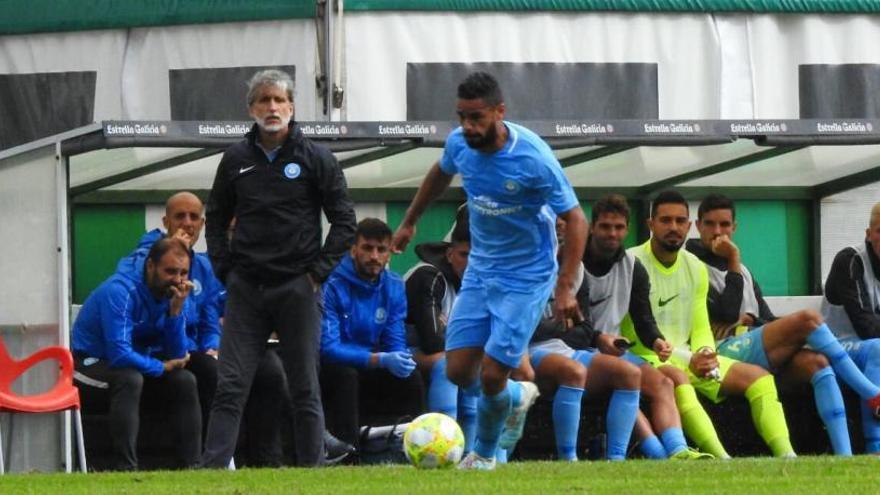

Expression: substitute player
xmin=528 ymin=214 xmax=641 ymax=461
xmin=575 ymin=194 xmax=711 ymax=460
xmin=688 ymin=193 xmax=880 ymax=455
xmin=823 ymin=201 xmax=880 ymax=453
xmin=391 ymin=71 xmax=588 ymax=470
xmin=623 ymin=190 xmax=795 ymax=458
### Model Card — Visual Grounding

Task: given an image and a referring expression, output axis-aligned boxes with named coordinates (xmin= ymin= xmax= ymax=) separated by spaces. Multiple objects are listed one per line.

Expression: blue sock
xmin=461 ymin=376 xmax=482 ymax=397
xmin=458 ymin=389 xmax=478 ymax=453
xmin=606 ymin=389 xmax=640 ymax=460
xmin=495 ymin=447 xmax=508 ymax=464
xmin=473 ymin=384 xmax=513 ymax=459
xmin=808 ymin=324 xmax=880 ymax=398
xmin=427 ymin=357 xmax=458 ymax=418
xmin=639 ymin=434 xmax=668 ymax=459
xmin=810 ymin=367 xmax=852 ymax=456
xmin=509 ymin=379 xmax=523 ymax=408
xmin=860 ymin=350 xmax=880 ymax=453
xmin=659 ymin=427 xmax=687 ymax=457
xmin=864 ymin=409 xmax=880 ymax=454
xmin=553 ymin=385 xmax=584 ymax=461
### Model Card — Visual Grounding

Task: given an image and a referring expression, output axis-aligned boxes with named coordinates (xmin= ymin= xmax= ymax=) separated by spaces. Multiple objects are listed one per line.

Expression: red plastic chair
xmin=0 ymin=336 xmax=86 ymax=473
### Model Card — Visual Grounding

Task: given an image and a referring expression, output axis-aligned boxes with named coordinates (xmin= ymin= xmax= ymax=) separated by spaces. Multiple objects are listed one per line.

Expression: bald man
xmin=116 ymin=192 xmax=288 ymax=466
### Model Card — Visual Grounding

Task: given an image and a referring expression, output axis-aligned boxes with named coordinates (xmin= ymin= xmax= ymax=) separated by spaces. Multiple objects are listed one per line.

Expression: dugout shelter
xmin=4 ymin=0 xmax=880 ymax=471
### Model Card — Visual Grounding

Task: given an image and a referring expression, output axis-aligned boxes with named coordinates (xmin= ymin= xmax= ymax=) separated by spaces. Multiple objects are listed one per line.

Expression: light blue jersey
xmin=439 ymin=122 xmax=578 ymax=287
xmin=441 ymin=121 xmax=578 ymax=368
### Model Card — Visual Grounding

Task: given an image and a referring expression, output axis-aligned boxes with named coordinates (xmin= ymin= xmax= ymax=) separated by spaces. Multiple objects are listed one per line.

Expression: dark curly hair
xmin=592 ymin=194 xmax=630 ymax=225
xmin=457 ymin=71 xmax=504 ymax=106
xmin=697 ymin=193 xmax=736 ymax=221
xmin=355 ymin=218 xmax=392 ymax=242
xmin=650 ymin=190 xmax=689 ymax=218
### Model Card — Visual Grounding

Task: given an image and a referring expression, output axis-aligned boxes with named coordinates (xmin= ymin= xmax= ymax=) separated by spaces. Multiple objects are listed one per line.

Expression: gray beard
xmin=255 ymin=115 xmax=291 ymax=133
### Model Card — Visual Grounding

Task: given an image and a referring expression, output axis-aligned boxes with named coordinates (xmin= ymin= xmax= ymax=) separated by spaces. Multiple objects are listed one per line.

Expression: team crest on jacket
xmin=284 ymin=163 xmax=301 ymax=179
xmin=191 ymin=279 xmax=202 ymax=296
xmin=503 ymin=179 xmax=520 ymax=193
xmin=375 ymin=307 xmax=387 ymax=323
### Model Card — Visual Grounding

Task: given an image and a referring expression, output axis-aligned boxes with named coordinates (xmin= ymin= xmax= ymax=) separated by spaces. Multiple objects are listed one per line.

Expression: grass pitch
xmin=1 ymin=456 xmax=876 ymax=494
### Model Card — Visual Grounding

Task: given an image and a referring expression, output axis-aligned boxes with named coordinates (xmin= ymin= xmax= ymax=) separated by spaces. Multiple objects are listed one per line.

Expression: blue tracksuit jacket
xmin=72 ymin=252 xmax=190 ymax=377
xmin=116 ymin=229 xmax=224 ymax=352
xmin=320 ymin=254 xmax=407 ymax=368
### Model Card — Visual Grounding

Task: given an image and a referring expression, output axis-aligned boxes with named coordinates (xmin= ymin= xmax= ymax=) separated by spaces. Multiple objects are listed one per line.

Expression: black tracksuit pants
xmin=200 ymin=270 xmax=324 ymax=467
xmin=74 ymin=356 xmax=201 ymax=470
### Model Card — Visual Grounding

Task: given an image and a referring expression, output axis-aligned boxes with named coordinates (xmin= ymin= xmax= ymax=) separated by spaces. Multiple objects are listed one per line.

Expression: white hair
xmin=246 ymin=69 xmax=294 ymax=106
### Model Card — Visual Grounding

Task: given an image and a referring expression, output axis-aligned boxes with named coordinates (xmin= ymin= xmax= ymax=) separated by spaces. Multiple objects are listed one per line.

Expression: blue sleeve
xmin=380 ymin=280 xmax=408 ymax=353
xmin=137 ymin=229 xmax=163 ymax=250
xmin=438 ymin=129 xmax=462 ymax=175
xmin=99 ymin=282 xmax=165 ymax=377
xmin=115 ymin=230 xmax=162 ymax=278
xmin=162 ymin=309 xmax=189 ymax=360
xmin=320 ymin=283 xmax=372 ymax=368
xmin=197 ymin=270 xmax=223 ymax=352
xmin=533 ymin=148 xmax=579 ymax=214
xmin=182 ymin=303 xmax=199 ymax=352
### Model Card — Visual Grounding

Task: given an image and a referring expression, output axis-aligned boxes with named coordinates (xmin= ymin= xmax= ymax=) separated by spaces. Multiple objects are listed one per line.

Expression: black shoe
xmin=324 ymin=430 xmax=356 ymax=465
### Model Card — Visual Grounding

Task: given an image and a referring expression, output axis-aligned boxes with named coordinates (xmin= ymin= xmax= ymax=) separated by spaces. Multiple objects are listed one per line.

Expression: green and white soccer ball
xmin=403 ymin=412 xmax=465 ymax=469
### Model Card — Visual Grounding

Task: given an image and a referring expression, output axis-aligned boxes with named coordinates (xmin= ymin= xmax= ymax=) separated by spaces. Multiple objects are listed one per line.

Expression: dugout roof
xmin=55 ymin=118 xmax=880 ymax=204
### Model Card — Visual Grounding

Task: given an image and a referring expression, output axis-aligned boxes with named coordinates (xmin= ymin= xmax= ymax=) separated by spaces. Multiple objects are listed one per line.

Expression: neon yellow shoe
xmin=670 ymin=447 xmax=715 ymax=460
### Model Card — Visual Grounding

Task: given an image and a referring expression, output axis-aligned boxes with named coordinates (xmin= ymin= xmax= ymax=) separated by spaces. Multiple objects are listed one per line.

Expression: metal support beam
xmin=810 ymin=199 xmax=823 ymax=295
xmin=339 ymin=141 xmax=420 ymax=169
xmin=325 ymin=138 xmax=420 ymax=153
xmin=347 ymin=188 xmax=466 ymax=202
xmin=70 ymin=148 xmax=221 ymax=197
xmin=559 ymin=145 xmax=634 ymax=168
xmin=676 ymin=186 xmax=812 ymax=200
xmin=74 ymin=189 xmax=209 ymax=205
xmin=71 ymin=185 xmax=814 ymax=205
xmin=812 ymin=164 xmax=880 ymax=198
xmin=636 ymin=145 xmax=806 ymax=198
xmin=635 ymin=197 xmax=651 ymax=244
xmin=315 ymin=0 xmax=330 ymax=117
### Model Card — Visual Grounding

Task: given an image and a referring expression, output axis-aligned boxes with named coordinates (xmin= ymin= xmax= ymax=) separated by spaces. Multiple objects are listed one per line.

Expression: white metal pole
xmin=324 ymin=0 xmax=334 ymax=122
xmin=331 ymin=0 xmax=344 ymax=122
xmin=56 ymin=142 xmax=72 ymax=473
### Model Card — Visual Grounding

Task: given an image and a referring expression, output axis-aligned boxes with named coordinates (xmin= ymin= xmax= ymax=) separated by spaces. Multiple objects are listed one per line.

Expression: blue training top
xmin=72 ymin=254 xmax=190 ymax=377
xmin=320 ymin=254 xmax=408 ymax=368
xmin=439 ymin=121 xmax=579 ymax=287
xmin=116 ymin=229 xmax=225 ymax=353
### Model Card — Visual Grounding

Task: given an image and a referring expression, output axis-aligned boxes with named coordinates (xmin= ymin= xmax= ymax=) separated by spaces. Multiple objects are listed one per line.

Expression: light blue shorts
xmin=717 ymin=326 xmax=770 ymax=371
xmin=838 ymin=337 xmax=880 ymax=369
xmin=621 ymin=351 xmax=648 ymax=367
xmin=445 ymin=274 xmax=555 ymax=368
xmin=529 ymin=338 xmax=596 ymax=369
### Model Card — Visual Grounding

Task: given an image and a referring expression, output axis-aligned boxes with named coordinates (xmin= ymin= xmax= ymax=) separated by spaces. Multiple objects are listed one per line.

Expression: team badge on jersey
xmin=503 ymin=179 xmax=520 ymax=193
xmin=191 ymin=279 xmax=202 ymax=296
xmin=284 ymin=163 xmax=301 ymax=179
xmin=375 ymin=307 xmax=387 ymax=323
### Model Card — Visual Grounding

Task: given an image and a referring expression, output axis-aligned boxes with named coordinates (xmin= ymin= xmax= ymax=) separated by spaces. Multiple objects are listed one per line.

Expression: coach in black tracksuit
xmin=201 ymin=69 xmax=356 ymax=468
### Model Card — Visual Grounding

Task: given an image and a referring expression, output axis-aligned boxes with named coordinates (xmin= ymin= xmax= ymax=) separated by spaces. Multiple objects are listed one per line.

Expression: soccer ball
xmin=403 ymin=412 xmax=465 ymax=469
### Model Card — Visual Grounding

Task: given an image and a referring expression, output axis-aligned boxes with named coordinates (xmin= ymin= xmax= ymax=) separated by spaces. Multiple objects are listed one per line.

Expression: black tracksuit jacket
xmin=205 ymin=122 xmax=356 ymax=285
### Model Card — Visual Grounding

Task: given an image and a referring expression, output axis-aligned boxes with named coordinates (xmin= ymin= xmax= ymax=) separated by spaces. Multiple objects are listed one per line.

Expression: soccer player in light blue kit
xmin=391 ymin=72 xmax=588 ymax=470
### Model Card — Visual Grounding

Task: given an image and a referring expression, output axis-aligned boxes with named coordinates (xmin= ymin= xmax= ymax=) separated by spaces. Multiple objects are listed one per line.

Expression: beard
xmin=657 ymin=236 xmax=684 ymax=252
xmin=147 ymin=274 xmax=175 ymax=300
xmin=255 ymin=114 xmax=291 ymax=133
xmin=593 ymin=237 xmax=621 ymax=256
xmin=463 ymin=123 xmax=498 ymax=150
xmin=355 ymin=260 xmax=384 ymax=281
